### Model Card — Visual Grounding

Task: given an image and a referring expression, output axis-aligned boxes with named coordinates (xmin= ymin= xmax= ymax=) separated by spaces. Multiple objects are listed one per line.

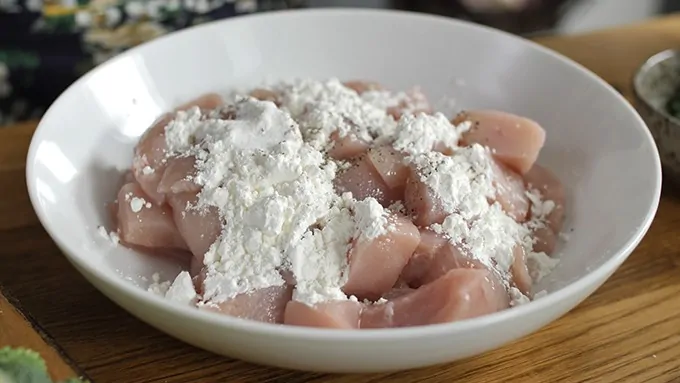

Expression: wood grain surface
xmin=3 ymin=15 xmax=680 ymax=383
xmin=0 ymin=291 xmax=83 ymax=381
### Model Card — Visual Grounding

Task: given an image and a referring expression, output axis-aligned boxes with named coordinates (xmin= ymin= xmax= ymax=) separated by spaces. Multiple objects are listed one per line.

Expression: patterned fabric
xmin=0 ymin=0 xmax=301 ymax=126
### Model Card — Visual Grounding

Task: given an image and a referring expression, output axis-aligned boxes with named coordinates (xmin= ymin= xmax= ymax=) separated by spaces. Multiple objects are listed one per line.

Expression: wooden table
xmin=3 ymin=15 xmax=680 ymax=383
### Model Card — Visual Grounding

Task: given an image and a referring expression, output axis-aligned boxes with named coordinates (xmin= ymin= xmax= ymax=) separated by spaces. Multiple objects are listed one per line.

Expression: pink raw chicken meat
xmin=458 ymin=110 xmax=546 ymax=175
xmin=327 ymin=132 xmax=370 ymax=161
xmin=360 ymin=268 xmax=510 ymax=328
xmin=166 ymin=191 xmax=222 ymax=260
xmin=132 ymin=93 xmax=224 ymax=205
xmin=403 ymin=166 xmax=447 ymax=227
xmin=342 ymin=214 xmax=420 ymax=301
xmin=489 ymin=157 xmax=530 ymax=222
xmin=334 ymin=154 xmax=402 ymax=206
xmin=249 ymin=88 xmax=280 ymax=105
xmin=510 ymin=245 xmax=532 ymax=296
xmin=524 ymin=164 xmax=566 ymax=234
xmin=343 ymin=80 xmax=384 ymax=94
xmin=157 ymin=155 xmax=201 ymax=195
xmin=284 ymin=300 xmax=363 ymax=329
xmin=366 ymin=146 xmax=409 ymax=190
xmin=116 ymin=182 xmax=188 ymax=251
xmin=201 ymin=285 xmax=293 ymax=324
xmin=531 ymin=225 xmax=557 ymax=255
xmin=400 ymin=230 xmax=483 ymax=288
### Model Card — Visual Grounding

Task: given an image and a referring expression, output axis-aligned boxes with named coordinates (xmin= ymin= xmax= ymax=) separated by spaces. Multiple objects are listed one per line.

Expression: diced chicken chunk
xmin=531 ymin=225 xmax=557 ymax=255
xmin=249 ymin=88 xmax=280 ymax=105
xmin=366 ymin=146 xmax=409 ymax=190
xmin=343 ymin=80 xmax=384 ymax=95
xmin=116 ymin=183 xmax=188 ymax=250
xmin=201 ymin=285 xmax=292 ymax=324
xmin=458 ymin=110 xmax=546 ymax=175
xmin=327 ymin=132 xmax=370 ymax=161
xmin=284 ymin=300 xmax=363 ymax=329
xmin=334 ymin=155 xmax=402 ymax=206
xmin=524 ymin=164 xmax=566 ymax=234
xmin=167 ymin=192 xmax=222 ymax=260
xmin=131 ymin=114 xmax=173 ymax=205
xmin=510 ymin=245 xmax=532 ymax=296
xmin=400 ymin=230 xmax=483 ymax=288
xmin=360 ymin=269 xmax=509 ymax=328
xmin=490 ymin=158 xmax=530 ymax=222
xmin=403 ymin=167 xmax=447 ymax=226
xmin=343 ymin=214 xmax=420 ymax=301
xmin=157 ymin=155 xmax=200 ymax=195
xmin=132 ymin=94 xmax=224 ymax=205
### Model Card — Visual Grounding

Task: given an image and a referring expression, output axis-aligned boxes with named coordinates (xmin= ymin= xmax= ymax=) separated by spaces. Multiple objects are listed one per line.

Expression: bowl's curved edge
xmin=25 ymin=8 xmax=663 ymax=341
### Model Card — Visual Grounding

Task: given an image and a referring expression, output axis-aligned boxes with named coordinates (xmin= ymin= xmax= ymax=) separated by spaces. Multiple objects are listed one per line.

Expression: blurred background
xmin=306 ymin=0 xmax=672 ymax=36
xmin=0 ymin=0 xmax=678 ymax=127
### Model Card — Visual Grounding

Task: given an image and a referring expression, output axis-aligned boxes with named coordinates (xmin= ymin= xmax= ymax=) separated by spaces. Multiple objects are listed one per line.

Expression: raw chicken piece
xmin=524 ymin=164 xmax=566 ymax=234
xmin=327 ymin=132 xmax=370 ymax=161
xmin=342 ymin=214 xmax=420 ymax=301
xmin=132 ymin=94 xmax=224 ymax=205
xmin=131 ymin=114 xmax=174 ymax=204
xmin=249 ymin=88 xmax=280 ymax=105
xmin=458 ymin=110 xmax=546 ymax=175
xmin=334 ymin=155 xmax=402 ymax=206
xmin=176 ymin=93 xmax=224 ymax=112
xmin=403 ymin=167 xmax=447 ymax=226
xmin=386 ymin=89 xmax=432 ymax=120
xmin=343 ymin=80 xmax=384 ymax=95
xmin=400 ymin=229 xmax=486 ymax=288
xmin=107 ymin=201 xmax=119 ymax=227
xmin=510 ymin=245 xmax=532 ymax=296
xmin=360 ymin=269 xmax=510 ymax=328
xmin=400 ymin=230 xmax=484 ymax=288
xmin=284 ymin=300 xmax=363 ymax=329
xmin=531 ymin=225 xmax=557 ymax=255
xmin=366 ymin=146 xmax=409 ymax=190
xmin=201 ymin=285 xmax=293 ymax=324
xmin=382 ymin=287 xmax=415 ymax=300
xmin=157 ymin=155 xmax=200 ymax=195
xmin=116 ymin=183 xmax=188 ymax=250
xmin=166 ymin=191 xmax=222 ymax=260
xmin=490 ymin=158 xmax=530 ymax=222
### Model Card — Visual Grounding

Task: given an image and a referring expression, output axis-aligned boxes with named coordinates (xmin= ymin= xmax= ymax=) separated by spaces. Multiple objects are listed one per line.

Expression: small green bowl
xmin=633 ymin=48 xmax=680 ymax=184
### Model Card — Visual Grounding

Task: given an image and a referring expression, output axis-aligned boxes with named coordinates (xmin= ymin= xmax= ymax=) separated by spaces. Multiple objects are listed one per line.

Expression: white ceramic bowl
xmin=26 ymin=8 xmax=661 ymax=373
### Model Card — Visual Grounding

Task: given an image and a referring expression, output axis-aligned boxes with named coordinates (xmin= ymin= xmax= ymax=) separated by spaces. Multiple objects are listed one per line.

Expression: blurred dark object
xmin=392 ymin=0 xmax=580 ymax=35
xmin=662 ymin=0 xmax=680 ymax=13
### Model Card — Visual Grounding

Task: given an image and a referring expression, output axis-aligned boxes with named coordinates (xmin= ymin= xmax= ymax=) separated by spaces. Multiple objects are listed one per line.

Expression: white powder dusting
xmin=164 ymin=97 xmax=342 ymax=304
xmin=272 ymin=78 xmax=397 ymax=150
xmin=165 ymin=271 xmax=198 ymax=305
xmin=353 ymin=197 xmax=391 ymax=241
xmin=129 ymin=197 xmax=146 ymax=213
xmin=410 ymin=145 xmax=497 ymax=219
xmin=97 ymin=225 xmax=120 ymax=245
xmin=148 ymin=272 xmax=171 ymax=296
xmin=413 ymin=145 xmax=559 ymax=304
xmin=527 ymin=252 xmax=560 ymax=283
xmin=288 ymin=196 xmax=355 ymax=305
xmin=360 ymin=87 xmax=430 ymax=116
xmin=116 ymin=78 xmax=566 ymax=315
xmin=147 ymin=271 xmax=197 ymax=305
xmin=392 ymin=112 xmax=470 ymax=155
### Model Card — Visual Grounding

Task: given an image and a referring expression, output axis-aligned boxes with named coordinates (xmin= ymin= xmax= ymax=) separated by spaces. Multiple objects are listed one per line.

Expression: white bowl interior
xmin=26 ymin=9 xmax=661 ymax=372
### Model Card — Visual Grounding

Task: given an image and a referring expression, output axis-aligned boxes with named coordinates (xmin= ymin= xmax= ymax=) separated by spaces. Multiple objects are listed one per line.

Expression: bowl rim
xmin=26 ymin=7 xmax=662 ymax=341
xmin=632 ymin=47 xmax=680 ymax=125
